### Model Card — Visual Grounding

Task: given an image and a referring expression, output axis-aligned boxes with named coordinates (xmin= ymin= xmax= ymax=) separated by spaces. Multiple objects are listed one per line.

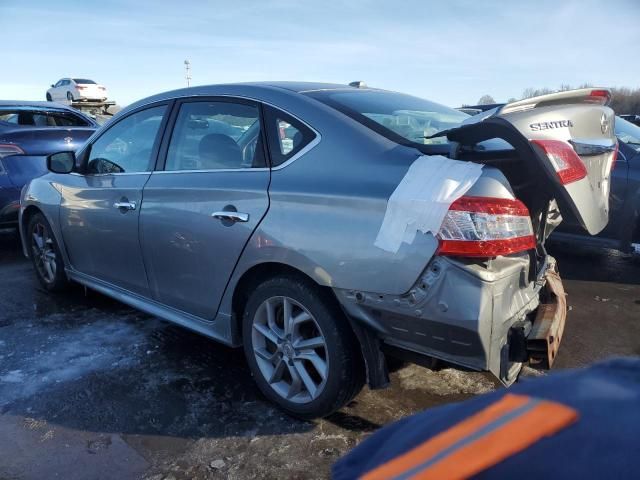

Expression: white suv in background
xmin=46 ymin=78 xmax=108 ymax=103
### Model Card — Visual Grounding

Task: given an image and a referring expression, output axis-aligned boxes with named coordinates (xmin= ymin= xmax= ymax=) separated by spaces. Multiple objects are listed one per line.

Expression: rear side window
xmin=263 ymin=105 xmax=316 ymax=167
xmin=0 ymin=109 xmax=91 ymax=127
xmin=165 ymin=100 xmax=265 ymax=171
xmin=165 ymin=101 xmax=265 ymax=171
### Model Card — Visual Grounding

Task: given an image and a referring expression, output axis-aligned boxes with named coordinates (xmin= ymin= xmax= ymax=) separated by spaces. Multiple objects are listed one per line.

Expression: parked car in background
xmin=46 ymin=78 xmax=108 ymax=103
xmin=20 ymin=84 xmax=615 ymax=418
xmin=620 ymin=114 xmax=640 ymax=126
xmin=0 ymin=101 xmax=97 ymax=228
xmin=459 ymin=103 xmax=640 ymax=255
xmin=552 ymin=116 xmax=640 ymax=254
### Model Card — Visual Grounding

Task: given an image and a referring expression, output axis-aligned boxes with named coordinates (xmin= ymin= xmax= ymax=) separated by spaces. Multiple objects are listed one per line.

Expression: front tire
xmin=27 ymin=213 xmax=68 ymax=292
xmin=46 ymin=93 xmax=52 ymax=101
xmin=242 ymin=275 xmax=364 ymax=419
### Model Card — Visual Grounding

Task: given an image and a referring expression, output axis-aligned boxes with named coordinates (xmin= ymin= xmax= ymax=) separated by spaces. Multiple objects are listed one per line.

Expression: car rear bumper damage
xmin=525 ymin=268 xmax=566 ymax=369
xmin=335 ymin=254 xmax=567 ymax=387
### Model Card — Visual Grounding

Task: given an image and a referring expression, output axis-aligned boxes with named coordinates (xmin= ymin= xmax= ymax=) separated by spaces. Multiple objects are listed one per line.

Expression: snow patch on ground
xmin=396 ymin=364 xmax=497 ymax=395
xmin=0 ymin=313 xmax=154 ymax=405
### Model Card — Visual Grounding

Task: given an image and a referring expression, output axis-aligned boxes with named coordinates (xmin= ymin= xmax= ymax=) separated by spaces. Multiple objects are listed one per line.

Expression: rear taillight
xmin=76 ymin=85 xmax=86 ymax=89
xmin=98 ymin=86 xmax=106 ymax=90
xmin=437 ymin=196 xmax=536 ymax=258
xmin=530 ymin=139 xmax=587 ymax=185
xmin=587 ymin=89 xmax=611 ymax=104
xmin=0 ymin=144 xmax=25 ymax=159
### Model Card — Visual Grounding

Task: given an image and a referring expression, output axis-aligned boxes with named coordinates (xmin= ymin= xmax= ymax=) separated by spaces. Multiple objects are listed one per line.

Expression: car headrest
xmin=198 ymin=133 xmax=241 ymax=168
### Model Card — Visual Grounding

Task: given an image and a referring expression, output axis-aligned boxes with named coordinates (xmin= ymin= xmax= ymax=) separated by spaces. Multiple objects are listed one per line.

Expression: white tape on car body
xmin=374 ymin=155 xmax=483 ymax=253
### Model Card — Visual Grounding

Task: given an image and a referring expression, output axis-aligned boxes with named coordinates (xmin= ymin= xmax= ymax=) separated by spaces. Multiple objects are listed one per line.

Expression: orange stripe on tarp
xmin=361 ymin=394 xmax=578 ymax=480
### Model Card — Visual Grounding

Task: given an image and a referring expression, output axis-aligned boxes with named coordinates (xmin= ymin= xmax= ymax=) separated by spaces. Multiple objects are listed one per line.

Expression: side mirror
xmin=47 ymin=151 xmax=75 ymax=174
xmin=50 ymin=84 xmax=54 ymax=88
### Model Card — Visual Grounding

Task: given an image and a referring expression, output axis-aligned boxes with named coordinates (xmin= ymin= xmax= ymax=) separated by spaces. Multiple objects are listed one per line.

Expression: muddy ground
xmin=0 ymin=229 xmax=638 ymax=479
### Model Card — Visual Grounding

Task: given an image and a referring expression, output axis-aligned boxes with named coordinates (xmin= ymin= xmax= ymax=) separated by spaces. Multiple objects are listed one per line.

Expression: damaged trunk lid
xmin=448 ymin=88 xmax=617 ymax=235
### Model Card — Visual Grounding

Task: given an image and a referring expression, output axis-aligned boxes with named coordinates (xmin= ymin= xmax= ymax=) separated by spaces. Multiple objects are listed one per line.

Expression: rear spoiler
xmin=498 ymin=88 xmax=612 ymax=115
xmin=428 ymin=88 xmax=613 ymax=139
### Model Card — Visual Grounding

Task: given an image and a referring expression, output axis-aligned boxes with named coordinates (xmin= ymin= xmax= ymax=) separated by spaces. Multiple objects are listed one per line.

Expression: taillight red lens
xmin=75 ymin=85 xmax=86 ymax=89
xmin=530 ymin=139 xmax=587 ymax=185
xmin=437 ymin=196 xmax=536 ymax=258
xmin=0 ymin=143 xmax=25 ymax=159
xmin=588 ymin=89 xmax=611 ymax=104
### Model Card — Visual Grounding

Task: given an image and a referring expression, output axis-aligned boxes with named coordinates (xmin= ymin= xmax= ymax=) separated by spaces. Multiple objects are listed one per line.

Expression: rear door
xmin=139 ymin=98 xmax=270 ymax=319
xmin=59 ymin=104 xmax=169 ymax=296
xmin=450 ymin=89 xmax=618 ymax=235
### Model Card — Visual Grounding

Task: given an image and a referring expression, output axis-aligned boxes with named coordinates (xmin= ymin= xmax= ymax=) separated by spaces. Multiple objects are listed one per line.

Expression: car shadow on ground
xmin=0 ymin=229 xmax=383 ymax=446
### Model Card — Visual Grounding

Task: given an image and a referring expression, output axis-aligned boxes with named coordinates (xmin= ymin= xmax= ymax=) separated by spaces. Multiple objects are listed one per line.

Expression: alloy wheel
xmin=31 ymin=222 xmax=57 ymax=284
xmin=251 ymin=296 xmax=328 ymax=404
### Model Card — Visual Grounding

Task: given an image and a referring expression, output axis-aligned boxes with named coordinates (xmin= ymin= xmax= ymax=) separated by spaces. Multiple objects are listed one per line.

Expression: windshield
xmin=305 ymin=89 xmax=468 ymax=146
xmin=615 ymin=116 xmax=640 ymax=151
xmin=73 ymin=79 xmax=96 ymax=84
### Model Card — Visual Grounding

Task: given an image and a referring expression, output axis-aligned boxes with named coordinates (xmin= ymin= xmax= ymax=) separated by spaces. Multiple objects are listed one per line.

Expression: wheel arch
xmin=20 ymin=205 xmax=44 ymax=258
xmin=231 ymin=262 xmax=340 ymax=335
xmin=230 ymin=261 xmax=389 ymax=389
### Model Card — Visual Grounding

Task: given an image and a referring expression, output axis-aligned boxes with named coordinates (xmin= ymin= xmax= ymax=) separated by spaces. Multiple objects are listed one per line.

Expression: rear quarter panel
xmin=217 ymin=87 xmax=443 ymax=323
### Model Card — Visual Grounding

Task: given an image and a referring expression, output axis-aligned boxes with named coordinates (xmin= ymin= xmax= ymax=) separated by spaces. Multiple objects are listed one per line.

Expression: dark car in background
xmin=459 ymin=104 xmax=640 ymax=255
xmin=552 ymin=116 xmax=640 ymax=255
xmin=620 ymin=114 xmax=640 ymax=126
xmin=0 ymin=101 xmax=97 ymax=228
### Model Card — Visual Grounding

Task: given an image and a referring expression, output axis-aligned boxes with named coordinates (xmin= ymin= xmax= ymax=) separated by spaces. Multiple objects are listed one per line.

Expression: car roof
xmin=244 ymin=81 xmax=360 ymax=93
xmin=123 ymin=81 xmax=380 ymax=114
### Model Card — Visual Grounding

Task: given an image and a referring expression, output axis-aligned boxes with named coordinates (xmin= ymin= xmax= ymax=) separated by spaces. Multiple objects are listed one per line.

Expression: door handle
xmin=114 ymin=201 xmax=136 ymax=211
xmin=212 ymin=211 xmax=249 ymax=223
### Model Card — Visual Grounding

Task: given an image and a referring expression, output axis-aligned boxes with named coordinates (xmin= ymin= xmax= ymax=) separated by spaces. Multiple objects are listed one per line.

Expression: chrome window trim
xmin=271 ymin=131 xmax=321 ymax=170
xmin=70 ymin=171 xmax=152 ymax=177
xmin=152 ymin=167 xmax=270 ymax=175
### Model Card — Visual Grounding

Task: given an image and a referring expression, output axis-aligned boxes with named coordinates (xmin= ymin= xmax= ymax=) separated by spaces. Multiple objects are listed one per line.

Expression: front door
xmin=60 ymin=104 xmax=169 ymax=296
xmin=140 ymin=98 xmax=270 ymax=319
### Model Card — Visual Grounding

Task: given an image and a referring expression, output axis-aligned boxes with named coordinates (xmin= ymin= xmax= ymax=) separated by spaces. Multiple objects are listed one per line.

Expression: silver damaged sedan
xmin=20 ymin=83 xmax=617 ymax=418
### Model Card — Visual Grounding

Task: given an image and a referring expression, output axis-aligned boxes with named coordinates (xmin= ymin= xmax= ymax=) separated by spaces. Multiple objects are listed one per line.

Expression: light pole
xmin=184 ymin=59 xmax=191 ymax=87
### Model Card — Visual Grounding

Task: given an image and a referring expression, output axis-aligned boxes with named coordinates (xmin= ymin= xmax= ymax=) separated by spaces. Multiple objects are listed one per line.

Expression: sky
xmin=1 ymin=0 xmax=639 ymax=108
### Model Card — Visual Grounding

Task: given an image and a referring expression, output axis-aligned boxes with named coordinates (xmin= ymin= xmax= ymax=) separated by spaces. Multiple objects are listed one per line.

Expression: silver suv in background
xmin=20 ymin=83 xmax=616 ymax=418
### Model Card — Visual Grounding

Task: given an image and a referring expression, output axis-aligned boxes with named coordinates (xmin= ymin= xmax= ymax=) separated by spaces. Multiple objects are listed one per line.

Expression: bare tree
xmin=477 ymin=94 xmax=496 ymax=105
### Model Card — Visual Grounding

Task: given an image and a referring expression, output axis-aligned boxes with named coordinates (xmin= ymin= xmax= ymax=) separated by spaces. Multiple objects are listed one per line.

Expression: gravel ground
xmin=0 ymin=229 xmax=638 ymax=479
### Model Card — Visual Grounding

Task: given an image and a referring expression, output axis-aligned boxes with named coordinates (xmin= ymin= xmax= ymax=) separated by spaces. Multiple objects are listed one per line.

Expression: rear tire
xmin=27 ymin=213 xmax=68 ymax=292
xmin=66 ymin=91 xmax=74 ymax=102
xmin=242 ymin=275 xmax=364 ymax=419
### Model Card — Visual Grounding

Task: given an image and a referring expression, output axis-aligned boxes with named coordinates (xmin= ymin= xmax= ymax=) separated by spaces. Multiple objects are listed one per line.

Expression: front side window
xmin=305 ymin=89 xmax=468 ymax=147
xmin=86 ymin=105 xmax=166 ymax=174
xmin=165 ymin=100 xmax=264 ymax=171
